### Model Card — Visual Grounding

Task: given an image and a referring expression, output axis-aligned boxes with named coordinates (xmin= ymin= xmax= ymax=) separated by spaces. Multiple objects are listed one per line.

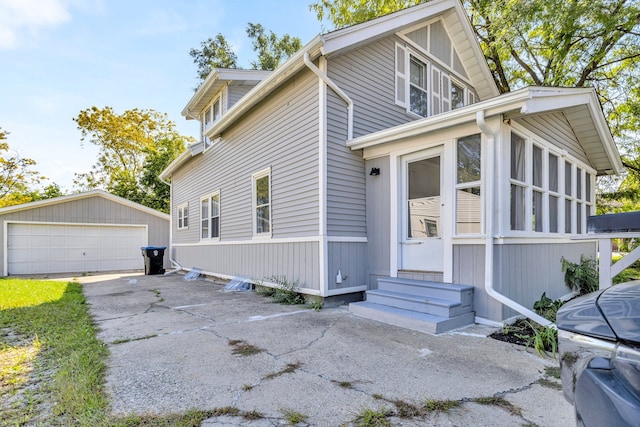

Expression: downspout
xmin=303 ymin=52 xmax=353 ymax=140
xmin=476 ymin=111 xmax=553 ymax=328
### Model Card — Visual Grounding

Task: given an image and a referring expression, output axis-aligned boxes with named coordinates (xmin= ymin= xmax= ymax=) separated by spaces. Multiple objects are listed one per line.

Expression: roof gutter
xmin=303 ymin=52 xmax=353 ymax=140
xmin=476 ymin=110 xmax=554 ymax=328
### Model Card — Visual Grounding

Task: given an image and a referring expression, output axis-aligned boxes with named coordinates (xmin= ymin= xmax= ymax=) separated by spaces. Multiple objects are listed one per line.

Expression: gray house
xmin=0 ymin=190 xmax=169 ymax=276
xmin=160 ymin=0 xmax=622 ymax=330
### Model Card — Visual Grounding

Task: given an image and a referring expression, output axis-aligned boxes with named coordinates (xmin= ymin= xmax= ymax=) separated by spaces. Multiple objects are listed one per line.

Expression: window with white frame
xmin=177 ymin=203 xmax=189 ymax=230
xmin=200 ymin=192 xmax=220 ymax=239
xmin=201 ymin=96 xmax=222 ymax=148
xmin=456 ymin=134 xmax=482 ymax=234
xmin=509 ymin=129 xmax=594 ymax=234
xmin=396 ymin=44 xmax=477 ymax=118
xmin=253 ymin=169 xmax=271 ymax=236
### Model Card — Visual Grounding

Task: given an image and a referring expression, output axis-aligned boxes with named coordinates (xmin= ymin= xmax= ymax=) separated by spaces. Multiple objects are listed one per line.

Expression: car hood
xmin=557 ymin=282 xmax=640 ymax=344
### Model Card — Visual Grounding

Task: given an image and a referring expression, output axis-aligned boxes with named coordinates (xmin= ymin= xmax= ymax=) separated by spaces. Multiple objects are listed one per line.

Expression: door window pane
xmin=456 ymin=187 xmax=481 ymax=234
xmin=408 ymin=156 xmax=440 ymax=238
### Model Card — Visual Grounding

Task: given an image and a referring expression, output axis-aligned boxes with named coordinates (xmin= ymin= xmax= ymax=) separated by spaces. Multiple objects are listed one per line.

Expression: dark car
xmin=557 ymin=281 xmax=640 ymax=427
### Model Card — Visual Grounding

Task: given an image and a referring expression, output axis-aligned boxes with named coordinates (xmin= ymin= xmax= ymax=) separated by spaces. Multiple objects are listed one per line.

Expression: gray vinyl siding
xmin=327 ymin=242 xmax=367 ymax=290
xmin=516 ymin=113 xmax=590 ymax=165
xmin=327 ymin=36 xmax=413 ymax=139
xmin=494 ymin=241 xmax=596 ymax=320
xmin=171 ymin=68 xmax=320 ymax=245
xmin=0 ymin=196 xmax=169 ymax=275
xmin=453 ymin=244 xmax=502 ymax=321
xmin=364 ymin=157 xmax=391 ymax=287
xmin=173 ymin=241 xmax=320 ymax=290
xmin=227 ymin=85 xmax=256 ymax=109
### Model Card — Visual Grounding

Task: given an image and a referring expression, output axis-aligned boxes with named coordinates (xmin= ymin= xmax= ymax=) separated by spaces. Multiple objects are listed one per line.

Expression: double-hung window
xmin=200 ymin=192 xmax=220 ymax=239
xmin=409 ymin=56 xmax=429 ymax=117
xmin=201 ymin=97 xmax=222 ymax=148
xmin=177 ymin=203 xmax=189 ymax=230
xmin=455 ymin=134 xmax=482 ymax=234
xmin=253 ymin=168 xmax=271 ymax=236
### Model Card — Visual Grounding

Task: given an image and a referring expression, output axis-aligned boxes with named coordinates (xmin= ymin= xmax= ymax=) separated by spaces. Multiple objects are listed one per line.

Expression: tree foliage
xmin=73 ymin=107 xmax=191 ymax=213
xmin=189 ymin=34 xmax=239 ymax=81
xmin=0 ymin=127 xmax=44 ymax=208
xmin=246 ymin=23 xmax=303 ymax=71
xmin=190 ymin=24 xmax=302 ymax=84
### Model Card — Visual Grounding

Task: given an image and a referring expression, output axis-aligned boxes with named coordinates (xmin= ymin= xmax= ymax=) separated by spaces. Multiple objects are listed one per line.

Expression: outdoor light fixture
xmin=369 ymin=167 xmax=380 ymax=176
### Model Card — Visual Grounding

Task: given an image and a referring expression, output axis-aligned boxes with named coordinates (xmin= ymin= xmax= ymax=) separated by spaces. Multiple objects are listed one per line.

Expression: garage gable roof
xmin=0 ymin=190 xmax=169 ymax=220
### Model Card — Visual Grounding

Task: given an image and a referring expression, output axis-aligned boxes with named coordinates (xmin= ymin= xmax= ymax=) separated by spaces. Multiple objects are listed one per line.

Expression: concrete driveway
xmin=82 ymin=272 xmax=574 ymax=426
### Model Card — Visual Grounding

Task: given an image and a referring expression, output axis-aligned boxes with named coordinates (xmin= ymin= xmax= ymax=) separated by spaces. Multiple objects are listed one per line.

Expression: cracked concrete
xmin=80 ymin=272 xmax=574 ymax=426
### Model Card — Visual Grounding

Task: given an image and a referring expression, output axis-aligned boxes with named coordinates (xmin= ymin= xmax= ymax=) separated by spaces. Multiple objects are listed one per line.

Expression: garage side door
xmin=7 ymin=223 xmax=147 ymax=275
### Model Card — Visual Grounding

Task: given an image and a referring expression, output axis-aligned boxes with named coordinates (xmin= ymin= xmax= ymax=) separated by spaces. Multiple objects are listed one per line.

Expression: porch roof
xmin=347 ymin=86 xmax=623 ymax=176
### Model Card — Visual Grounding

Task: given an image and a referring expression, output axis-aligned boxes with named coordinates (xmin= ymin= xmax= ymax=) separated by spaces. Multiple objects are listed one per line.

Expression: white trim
xmin=199 ymin=191 xmax=220 ymax=241
xmin=177 ymin=202 xmax=189 ymax=230
xmin=494 ymin=237 xmax=596 ymax=245
xmin=4 ymin=221 xmax=148 ymax=276
xmin=170 ymin=235 xmax=366 ymax=247
xmin=318 ymin=56 xmax=328 ymax=297
xmin=252 ymin=167 xmax=272 ymax=239
xmin=390 ymin=153 xmax=399 ymax=277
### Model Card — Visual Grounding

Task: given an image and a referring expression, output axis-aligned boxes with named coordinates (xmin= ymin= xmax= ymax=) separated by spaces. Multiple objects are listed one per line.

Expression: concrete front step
xmin=366 ymin=289 xmax=471 ymax=318
xmin=377 ymin=277 xmax=474 ymax=305
xmin=349 ymin=301 xmax=475 ymax=335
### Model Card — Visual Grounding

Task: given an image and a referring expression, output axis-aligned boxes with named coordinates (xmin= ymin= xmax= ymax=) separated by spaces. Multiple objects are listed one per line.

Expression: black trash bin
xmin=141 ymin=246 xmax=166 ymax=275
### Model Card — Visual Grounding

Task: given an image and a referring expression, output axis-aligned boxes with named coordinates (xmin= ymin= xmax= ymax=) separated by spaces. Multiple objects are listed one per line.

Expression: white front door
xmin=401 ymin=147 xmax=444 ymax=272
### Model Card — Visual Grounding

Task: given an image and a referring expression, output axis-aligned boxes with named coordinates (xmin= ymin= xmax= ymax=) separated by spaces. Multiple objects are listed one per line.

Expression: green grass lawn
xmin=0 ymin=278 xmax=248 ymax=427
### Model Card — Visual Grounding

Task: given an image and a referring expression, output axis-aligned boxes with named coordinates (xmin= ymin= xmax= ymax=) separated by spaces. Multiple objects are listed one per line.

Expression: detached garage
xmin=0 ymin=190 xmax=169 ymax=276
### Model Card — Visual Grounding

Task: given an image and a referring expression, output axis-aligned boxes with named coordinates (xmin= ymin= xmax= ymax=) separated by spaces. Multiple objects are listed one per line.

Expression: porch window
xmin=508 ymin=129 xmax=594 ymax=235
xmin=455 ymin=134 xmax=482 ymax=234
xmin=177 ymin=203 xmax=188 ymax=230
xmin=253 ymin=168 xmax=271 ymax=236
xmin=200 ymin=192 xmax=220 ymax=240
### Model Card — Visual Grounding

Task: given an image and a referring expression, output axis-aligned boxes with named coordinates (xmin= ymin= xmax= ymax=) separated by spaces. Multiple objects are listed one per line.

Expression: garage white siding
xmin=7 ymin=223 xmax=147 ymax=275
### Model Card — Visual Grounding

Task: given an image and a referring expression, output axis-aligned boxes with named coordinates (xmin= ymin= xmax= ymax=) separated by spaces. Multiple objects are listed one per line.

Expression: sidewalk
xmin=82 ymin=273 xmax=574 ymax=426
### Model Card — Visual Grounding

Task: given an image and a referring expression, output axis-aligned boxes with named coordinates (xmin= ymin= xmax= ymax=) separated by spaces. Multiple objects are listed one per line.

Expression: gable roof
xmin=182 ymin=69 xmax=272 ymax=120
xmin=163 ymin=0 xmax=499 ymax=181
xmin=0 ymin=189 xmax=170 ymax=220
xmin=347 ymin=86 xmax=623 ymax=175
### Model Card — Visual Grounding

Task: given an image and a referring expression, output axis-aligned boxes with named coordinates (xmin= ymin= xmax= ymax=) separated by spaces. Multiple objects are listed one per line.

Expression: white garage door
xmin=7 ymin=223 xmax=147 ymax=275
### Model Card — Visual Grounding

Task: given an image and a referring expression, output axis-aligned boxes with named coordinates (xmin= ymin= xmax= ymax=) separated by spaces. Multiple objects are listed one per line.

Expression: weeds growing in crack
xmin=545 ymin=366 xmax=561 ymax=378
xmin=228 ymin=340 xmax=264 ymax=356
xmin=279 ymin=408 xmax=308 ymax=424
xmin=111 ymin=334 xmax=157 ymax=345
xmin=473 ymin=396 xmax=522 ymax=416
xmin=263 ymin=361 xmax=302 ymax=380
xmin=352 ymin=407 xmax=393 ymax=427
xmin=423 ymin=399 xmax=461 ymax=414
xmin=538 ymin=378 xmax=562 ymax=390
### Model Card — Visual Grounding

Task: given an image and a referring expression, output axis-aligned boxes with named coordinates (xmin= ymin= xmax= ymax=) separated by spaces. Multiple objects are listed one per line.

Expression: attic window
xmin=396 ymin=44 xmax=476 ymax=118
xmin=201 ymin=96 xmax=222 ymax=147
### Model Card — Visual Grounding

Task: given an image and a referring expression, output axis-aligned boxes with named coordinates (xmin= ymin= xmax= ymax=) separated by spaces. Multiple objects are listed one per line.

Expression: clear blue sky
xmin=0 ymin=0 xmax=326 ymax=190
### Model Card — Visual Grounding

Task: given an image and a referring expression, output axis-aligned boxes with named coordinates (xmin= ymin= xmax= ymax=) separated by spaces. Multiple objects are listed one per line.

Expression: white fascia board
xmin=322 ymin=0 xmax=453 ymax=55
xmin=182 ymin=69 xmax=272 ymax=119
xmin=0 ymin=190 xmax=169 ymax=220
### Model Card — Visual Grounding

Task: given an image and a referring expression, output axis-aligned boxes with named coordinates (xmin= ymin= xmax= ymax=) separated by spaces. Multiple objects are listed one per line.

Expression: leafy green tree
xmin=191 ymin=24 xmax=302 ymax=84
xmin=73 ymin=107 xmax=191 ymax=212
xmin=246 ymin=23 xmax=303 ymax=71
xmin=189 ymin=33 xmax=239 ymax=82
xmin=0 ymin=128 xmax=44 ymax=207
